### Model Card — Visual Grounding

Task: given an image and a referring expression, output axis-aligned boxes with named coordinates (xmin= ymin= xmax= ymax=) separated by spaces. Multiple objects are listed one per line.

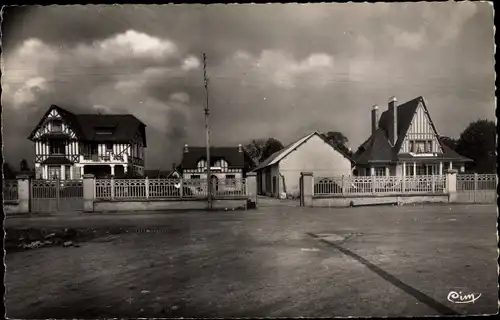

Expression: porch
xmin=357 ymin=160 xmax=465 ymax=177
xmin=35 ymin=163 xmax=131 ymax=180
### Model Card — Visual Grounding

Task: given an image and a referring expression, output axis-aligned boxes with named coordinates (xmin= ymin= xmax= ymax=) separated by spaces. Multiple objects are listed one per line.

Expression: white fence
xmin=314 ymin=175 xmax=447 ymax=196
xmin=95 ymin=178 xmax=247 ymax=200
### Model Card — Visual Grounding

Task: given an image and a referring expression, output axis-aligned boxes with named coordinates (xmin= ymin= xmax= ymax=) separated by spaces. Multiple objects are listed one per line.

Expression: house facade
xmin=353 ymin=96 xmax=472 ymax=177
xmin=180 ymin=144 xmax=254 ymax=185
xmin=253 ymin=132 xmax=354 ymax=198
xmin=28 ymin=105 xmax=147 ymax=180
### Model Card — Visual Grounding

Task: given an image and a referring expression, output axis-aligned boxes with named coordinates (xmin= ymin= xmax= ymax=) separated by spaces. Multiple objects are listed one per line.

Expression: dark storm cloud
xmin=1 ymin=2 xmax=494 ymax=169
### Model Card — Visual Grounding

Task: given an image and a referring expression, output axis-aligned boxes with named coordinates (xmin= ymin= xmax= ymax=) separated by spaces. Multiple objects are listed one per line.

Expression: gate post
xmin=246 ymin=172 xmax=257 ymax=209
xmin=83 ymin=174 xmax=95 ymax=212
xmin=445 ymin=169 xmax=458 ymax=203
xmin=300 ymin=172 xmax=313 ymax=207
xmin=473 ymin=173 xmax=478 ymax=203
xmin=16 ymin=174 xmax=31 ymax=214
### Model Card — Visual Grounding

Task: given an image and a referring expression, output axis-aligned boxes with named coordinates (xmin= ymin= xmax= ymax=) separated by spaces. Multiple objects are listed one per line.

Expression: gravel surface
xmin=5 ymin=204 xmax=498 ymax=318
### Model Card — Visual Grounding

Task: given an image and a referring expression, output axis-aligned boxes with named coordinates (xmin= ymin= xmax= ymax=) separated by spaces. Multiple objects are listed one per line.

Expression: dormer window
xmin=214 ymin=159 xmax=228 ymax=170
xmin=95 ymin=127 xmax=114 ymax=135
xmin=410 ymin=140 xmax=433 ymax=154
xmin=197 ymin=159 xmax=207 ymax=171
xmin=51 ymin=120 xmax=62 ymax=132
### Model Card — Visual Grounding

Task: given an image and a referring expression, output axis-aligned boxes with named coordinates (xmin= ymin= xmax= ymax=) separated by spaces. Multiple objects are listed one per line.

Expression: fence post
xmin=83 ymin=174 xmax=95 ymax=212
xmin=402 ymin=172 xmax=406 ymax=194
xmin=16 ymin=174 xmax=30 ymax=214
xmin=431 ymin=175 xmax=435 ymax=193
xmin=110 ymin=176 xmax=115 ymax=200
xmin=179 ymin=178 xmax=184 ymax=198
xmin=371 ymin=175 xmax=376 ymax=194
xmin=445 ymin=169 xmax=458 ymax=203
xmin=474 ymin=173 xmax=478 ymax=203
xmin=341 ymin=175 xmax=346 ymax=195
xmin=145 ymin=177 xmax=149 ymax=199
xmin=300 ymin=172 xmax=313 ymax=207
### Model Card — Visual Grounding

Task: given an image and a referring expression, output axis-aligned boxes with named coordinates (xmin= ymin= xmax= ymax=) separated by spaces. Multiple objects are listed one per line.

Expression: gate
xmin=456 ymin=174 xmax=497 ymax=203
xmin=31 ymin=179 xmax=84 ymax=212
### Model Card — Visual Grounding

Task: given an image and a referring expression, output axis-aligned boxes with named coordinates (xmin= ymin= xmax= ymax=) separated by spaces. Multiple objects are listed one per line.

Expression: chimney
xmin=183 ymin=144 xmax=188 ymax=153
xmin=371 ymin=104 xmax=379 ymax=135
xmin=388 ymin=96 xmax=398 ymax=145
xmin=238 ymin=144 xmax=243 ymax=152
xmin=172 ymin=163 xmax=176 ymax=171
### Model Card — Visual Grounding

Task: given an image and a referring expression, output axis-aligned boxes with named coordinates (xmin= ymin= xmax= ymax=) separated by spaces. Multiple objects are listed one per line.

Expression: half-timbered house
xmin=180 ymin=144 xmax=254 ymax=183
xmin=353 ymin=96 xmax=472 ymax=177
xmin=28 ymin=105 xmax=147 ymax=180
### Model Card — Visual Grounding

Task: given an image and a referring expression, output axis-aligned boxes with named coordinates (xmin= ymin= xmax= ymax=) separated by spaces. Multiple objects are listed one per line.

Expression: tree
xmin=20 ymin=159 xmax=30 ymax=172
xmin=455 ymin=120 xmax=496 ymax=174
xmin=245 ymin=138 xmax=284 ymax=164
xmin=244 ymin=139 xmax=267 ymax=164
xmin=3 ymin=162 xmax=16 ymax=179
xmin=322 ymin=131 xmax=353 ymax=157
xmin=260 ymin=138 xmax=284 ymax=162
xmin=438 ymin=136 xmax=458 ymax=150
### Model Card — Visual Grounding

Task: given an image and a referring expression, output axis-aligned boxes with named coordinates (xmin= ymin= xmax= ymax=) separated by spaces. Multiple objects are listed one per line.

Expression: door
xmin=210 ymin=175 xmax=219 ymax=196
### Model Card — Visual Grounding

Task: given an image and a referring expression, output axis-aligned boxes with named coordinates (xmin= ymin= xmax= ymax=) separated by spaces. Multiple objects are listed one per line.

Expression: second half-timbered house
xmin=180 ymin=144 xmax=255 ymax=182
xmin=353 ymin=96 xmax=472 ymax=177
xmin=28 ymin=105 xmax=147 ymax=180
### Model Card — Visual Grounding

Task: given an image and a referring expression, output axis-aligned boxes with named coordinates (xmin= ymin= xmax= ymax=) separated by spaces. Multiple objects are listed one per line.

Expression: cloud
xmin=2 ymin=29 xmax=201 ymax=169
xmin=226 ymin=50 xmax=335 ymax=89
xmin=1 ymin=3 xmax=493 ymax=170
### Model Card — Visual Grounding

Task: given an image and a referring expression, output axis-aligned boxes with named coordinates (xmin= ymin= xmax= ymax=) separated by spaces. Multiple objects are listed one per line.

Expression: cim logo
xmin=447 ymin=291 xmax=481 ymax=304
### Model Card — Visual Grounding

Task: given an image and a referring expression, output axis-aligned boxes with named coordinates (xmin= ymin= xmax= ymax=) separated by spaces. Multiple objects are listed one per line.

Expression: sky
xmin=1 ymin=3 xmax=495 ymax=170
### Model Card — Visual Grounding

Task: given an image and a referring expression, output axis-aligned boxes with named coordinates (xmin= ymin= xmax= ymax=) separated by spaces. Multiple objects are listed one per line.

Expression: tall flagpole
xmin=203 ymin=53 xmax=212 ymax=209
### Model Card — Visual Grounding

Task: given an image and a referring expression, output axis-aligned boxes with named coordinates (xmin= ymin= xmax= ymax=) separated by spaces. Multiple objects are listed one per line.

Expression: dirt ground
xmin=4 ymin=204 xmax=498 ymax=318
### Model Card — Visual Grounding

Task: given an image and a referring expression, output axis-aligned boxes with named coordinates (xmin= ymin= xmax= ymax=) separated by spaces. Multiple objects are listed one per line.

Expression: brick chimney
xmin=183 ymin=144 xmax=188 ymax=153
xmin=172 ymin=163 xmax=176 ymax=170
xmin=238 ymin=144 xmax=243 ymax=152
xmin=388 ymin=96 xmax=398 ymax=145
xmin=371 ymin=104 xmax=379 ymax=135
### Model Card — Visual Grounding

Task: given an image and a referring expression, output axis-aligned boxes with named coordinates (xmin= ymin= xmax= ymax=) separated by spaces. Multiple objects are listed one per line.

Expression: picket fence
xmin=314 ymin=175 xmax=447 ymax=196
xmin=95 ymin=178 xmax=247 ymax=200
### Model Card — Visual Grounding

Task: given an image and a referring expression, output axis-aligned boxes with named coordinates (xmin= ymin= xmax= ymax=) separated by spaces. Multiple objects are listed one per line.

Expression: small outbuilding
xmin=253 ymin=131 xmax=354 ymax=198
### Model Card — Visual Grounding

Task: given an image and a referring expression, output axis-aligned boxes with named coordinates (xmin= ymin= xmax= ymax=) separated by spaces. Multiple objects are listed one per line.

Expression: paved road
xmin=5 ymin=204 xmax=498 ymax=318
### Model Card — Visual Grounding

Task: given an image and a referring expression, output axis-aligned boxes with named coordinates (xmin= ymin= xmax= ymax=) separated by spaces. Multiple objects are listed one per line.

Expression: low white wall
xmin=312 ymin=194 xmax=450 ymax=207
xmin=93 ymin=198 xmax=248 ymax=212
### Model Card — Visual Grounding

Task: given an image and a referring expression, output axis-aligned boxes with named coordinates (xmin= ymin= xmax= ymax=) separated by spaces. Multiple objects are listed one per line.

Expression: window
xmin=65 ymin=166 xmax=71 ymax=180
xmin=225 ymin=174 xmax=236 ymax=186
xmin=48 ymin=166 xmax=61 ymax=180
xmin=197 ymin=160 xmax=206 ymax=171
xmin=50 ymin=141 xmax=66 ymax=155
xmin=215 ymin=159 xmax=229 ymax=170
xmin=375 ymin=167 xmax=385 ymax=176
xmin=190 ymin=175 xmax=201 ymax=179
xmin=51 ymin=120 xmax=63 ymax=132
xmin=106 ymin=143 xmax=113 ymax=152
xmin=425 ymin=140 xmax=433 ymax=153
xmin=406 ymin=165 xmax=414 ymax=176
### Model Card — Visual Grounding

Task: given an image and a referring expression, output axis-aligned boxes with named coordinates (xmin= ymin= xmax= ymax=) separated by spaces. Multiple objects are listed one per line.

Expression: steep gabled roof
xmin=180 ymin=146 xmax=252 ymax=169
xmin=28 ymin=105 xmax=147 ymax=146
xmin=353 ymin=96 xmax=472 ymax=164
xmin=253 ymin=131 xmax=354 ymax=171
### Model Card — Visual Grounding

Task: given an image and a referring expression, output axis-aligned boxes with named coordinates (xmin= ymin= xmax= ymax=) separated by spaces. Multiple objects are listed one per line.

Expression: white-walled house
xmin=28 ymin=105 xmax=147 ymax=180
xmin=253 ymin=132 xmax=354 ymax=198
xmin=352 ymin=96 xmax=472 ymax=177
